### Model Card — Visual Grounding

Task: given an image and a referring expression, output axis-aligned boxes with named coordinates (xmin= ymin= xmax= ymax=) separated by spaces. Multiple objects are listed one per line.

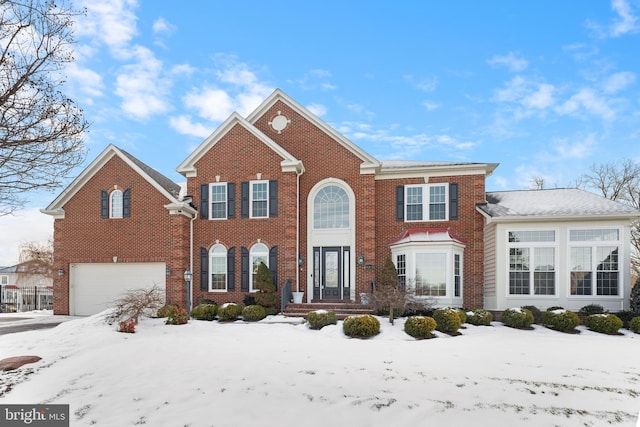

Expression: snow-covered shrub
xmin=542 ymin=309 xmax=580 ymax=332
xmin=165 ymin=307 xmax=188 ymax=325
xmin=501 ymin=308 xmax=534 ymax=329
xmin=118 ymin=318 xmax=136 ymax=333
xmin=217 ymin=303 xmax=242 ymax=321
xmin=306 ymin=310 xmax=337 ymax=330
xmin=579 ymin=304 xmax=606 ymax=315
xmin=585 ymin=314 xmax=623 ymax=334
xmin=630 ymin=316 xmax=640 ymax=334
xmin=404 ymin=316 xmax=436 ymax=339
xmin=190 ymin=303 xmax=217 ymax=321
xmin=521 ymin=305 xmax=542 ymax=324
xmin=242 ymin=305 xmax=267 ymax=322
xmin=433 ymin=308 xmax=462 ymax=334
xmin=466 ymin=309 xmax=493 ymax=326
xmin=456 ymin=309 xmax=467 ymax=324
xmin=343 ymin=314 xmax=380 ymax=338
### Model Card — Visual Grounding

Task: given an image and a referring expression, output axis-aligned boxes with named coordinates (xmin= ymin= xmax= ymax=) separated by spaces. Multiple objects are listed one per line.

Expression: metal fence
xmin=0 ymin=285 xmax=53 ymax=313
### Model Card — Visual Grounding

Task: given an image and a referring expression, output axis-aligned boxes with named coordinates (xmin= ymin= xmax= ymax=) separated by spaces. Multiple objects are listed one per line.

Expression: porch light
xmin=183 ymin=268 xmax=192 ymax=283
xmin=58 ymin=269 xmax=65 ymax=276
xmin=298 ymin=254 xmax=304 ymax=266
xmin=358 ymin=254 xmax=365 ymax=266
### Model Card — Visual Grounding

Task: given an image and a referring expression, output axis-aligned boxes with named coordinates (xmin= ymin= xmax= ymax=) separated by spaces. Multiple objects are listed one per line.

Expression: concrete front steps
xmin=283 ymin=302 xmax=374 ymax=320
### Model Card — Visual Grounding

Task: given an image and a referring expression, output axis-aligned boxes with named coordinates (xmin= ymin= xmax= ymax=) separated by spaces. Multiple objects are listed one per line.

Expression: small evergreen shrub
xmin=404 ymin=316 xmax=437 ymax=339
xmin=630 ymin=278 xmax=640 ymax=312
xmin=585 ymin=314 xmax=623 ymax=334
xmin=307 ymin=310 xmax=337 ymax=330
xmin=190 ymin=303 xmax=217 ymax=321
xmin=343 ymin=314 xmax=380 ymax=338
xmin=579 ymin=304 xmax=606 ymax=315
xmin=243 ymin=295 xmax=256 ymax=307
xmin=218 ymin=303 xmax=242 ymax=321
xmin=456 ymin=309 xmax=467 ymax=324
xmin=242 ymin=305 xmax=267 ymax=322
xmin=157 ymin=303 xmax=179 ymax=318
xmin=118 ymin=318 xmax=136 ymax=333
xmin=542 ymin=309 xmax=580 ymax=332
xmin=502 ymin=308 xmax=535 ymax=329
xmin=166 ymin=307 xmax=189 ymax=325
xmin=546 ymin=306 xmax=564 ymax=311
xmin=466 ymin=309 xmax=493 ymax=326
xmin=433 ymin=308 xmax=462 ymax=334
xmin=616 ymin=311 xmax=636 ymax=328
xmin=521 ymin=305 xmax=542 ymax=324
xmin=629 ymin=316 xmax=640 ymax=334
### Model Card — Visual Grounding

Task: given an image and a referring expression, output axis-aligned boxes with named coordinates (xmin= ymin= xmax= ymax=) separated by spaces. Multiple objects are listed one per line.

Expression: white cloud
xmin=602 ymin=71 xmax=636 ymax=93
xmin=76 ymin=0 xmax=139 ymax=57
xmin=169 ymin=115 xmax=213 ymax=139
xmin=183 ymin=87 xmax=235 ymax=122
xmin=422 ymin=101 xmax=440 ymax=111
xmin=550 ymin=134 xmax=598 ymax=160
xmin=171 ymin=64 xmax=197 ymax=76
xmin=404 ymin=75 xmax=438 ymax=92
xmin=65 ymin=63 xmax=104 ymax=98
xmin=555 ymin=88 xmax=615 ymax=120
xmin=152 ymin=17 xmax=176 ymax=36
xmin=610 ymin=0 xmax=639 ymax=36
xmin=494 ymin=77 xmax=556 ymax=112
xmin=487 ymin=52 xmax=529 ymax=72
xmin=306 ymin=103 xmax=327 ymax=117
xmin=0 ymin=209 xmax=53 ymax=266
xmin=522 ymin=83 xmax=555 ymax=109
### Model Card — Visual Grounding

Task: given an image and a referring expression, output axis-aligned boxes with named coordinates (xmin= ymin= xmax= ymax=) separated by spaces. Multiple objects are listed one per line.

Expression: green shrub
xmin=628 ymin=316 xmax=640 ymax=334
xmin=255 ymin=292 xmax=279 ymax=312
xmin=243 ymin=295 xmax=256 ymax=306
xmin=542 ymin=309 xmax=580 ymax=332
xmin=521 ymin=305 xmax=542 ymax=324
xmin=242 ymin=305 xmax=267 ymax=322
xmin=546 ymin=306 xmax=564 ymax=311
xmin=579 ymin=304 xmax=606 ymax=315
xmin=165 ymin=307 xmax=189 ymax=325
xmin=456 ymin=309 xmax=467 ymax=324
xmin=433 ymin=308 xmax=462 ymax=334
xmin=616 ymin=311 xmax=637 ymax=328
xmin=404 ymin=316 xmax=437 ymax=339
xmin=585 ymin=314 xmax=623 ymax=334
xmin=501 ymin=308 xmax=535 ymax=329
xmin=190 ymin=303 xmax=217 ymax=321
xmin=630 ymin=277 xmax=640 ymax=312
xmin=307 ymin=310 xmax=337 ymax=330
xmin=157 ymin=303 xmax=179 ymax=318
xmin=466 ymin=309 xmax=493 ymax=326
xmin=218 ymin=303 xmax=242 ymax=321
xmin=343 ymin=314 xmax=380 ymax=338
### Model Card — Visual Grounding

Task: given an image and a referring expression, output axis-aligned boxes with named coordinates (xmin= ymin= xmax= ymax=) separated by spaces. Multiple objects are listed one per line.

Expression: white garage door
xmin=70 ymin=263 xmax=166 ymax=316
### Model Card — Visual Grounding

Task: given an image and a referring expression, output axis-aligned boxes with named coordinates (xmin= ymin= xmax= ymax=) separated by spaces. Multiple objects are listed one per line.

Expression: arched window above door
xmin=313 ymin=185 xmax=349 ymax=229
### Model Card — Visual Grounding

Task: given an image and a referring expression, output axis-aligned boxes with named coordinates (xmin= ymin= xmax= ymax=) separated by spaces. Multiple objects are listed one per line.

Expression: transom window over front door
xmin=507 ymin=230 xmax=556 ymax=296
xmin=570 ymin=228 xmax=620 ymax=296
xmin=314 ymin=185 xmax=349 ymax=229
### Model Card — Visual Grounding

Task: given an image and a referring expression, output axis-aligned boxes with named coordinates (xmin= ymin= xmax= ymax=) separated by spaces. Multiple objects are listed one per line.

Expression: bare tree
xmin=18 ymin=237 xmax=53 ymax=264
xmin=16 ymin=238 xmax=52 ymax=285
xmin=578 ymin=159 xmax=640 ymax=275
xmin=530 ymin=176 xmax=545 ymax=190
xmin=0 ymin=0 xmax=88 ymax=215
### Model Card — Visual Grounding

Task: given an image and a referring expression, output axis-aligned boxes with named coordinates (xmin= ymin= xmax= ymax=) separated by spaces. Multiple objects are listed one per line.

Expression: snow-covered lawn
xmin=1 ymin=313 xmax=639 ymax=427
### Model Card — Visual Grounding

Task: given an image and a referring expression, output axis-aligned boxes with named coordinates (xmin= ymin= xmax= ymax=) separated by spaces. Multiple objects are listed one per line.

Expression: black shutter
xmin=200 ymin=184 xmax=209 ymax=219
xmin=449 ymin=183 xmax=459 ymax=220
xmin=241 ymin=247 xmax=249 ymax=291
xmin=269 ymin=180 xmax=278 ymax=217
xmin=269 ymin=245 xmax=278 ymax=290
xmin=123 ymin=188 xmax=131 ymax=218
xmin=227 ymin=183 xmax=236 ymax=218
xmin=395 ymin=185 xmax=404 ymax=221
xmin=227 ymin=247 xmax=236 ymax=290
xmin=200 ymin=247 xmax=208 ymax=291
xmin=100 ymin=190 xmax=109 ymax=218
xmin=241 ymin=182 xmax=249 ymax=218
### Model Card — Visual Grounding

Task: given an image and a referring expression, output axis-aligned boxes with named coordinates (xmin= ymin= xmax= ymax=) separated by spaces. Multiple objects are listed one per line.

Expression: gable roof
xmin=176 ymin=111 xmax=303 ymax=177
xmin=42 ymin=144 xmax=183 ymax=219
xmin=246 ymin=89 xmax=381 ymax=174
xmin=477 ymin=188 xmax=640 ymax=222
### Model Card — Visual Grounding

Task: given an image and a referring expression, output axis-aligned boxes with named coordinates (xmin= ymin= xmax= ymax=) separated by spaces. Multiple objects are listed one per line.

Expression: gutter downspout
xmin=296 ymin=168 xmax=302 ymax=293
xmin=189 ymin=212 xmax=195 ymax=313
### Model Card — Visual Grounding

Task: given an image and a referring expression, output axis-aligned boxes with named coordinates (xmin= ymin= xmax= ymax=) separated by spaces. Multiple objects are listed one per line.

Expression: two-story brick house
xmin=43 ymin=89 xmax=639 ymax=315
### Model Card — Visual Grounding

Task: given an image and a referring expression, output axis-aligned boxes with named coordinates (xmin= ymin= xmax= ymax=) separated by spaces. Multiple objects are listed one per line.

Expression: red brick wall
xmin=52 ymin=155 xmax=188 ymax=314
xmin=374 ymin=174 xmax=487 ymax=308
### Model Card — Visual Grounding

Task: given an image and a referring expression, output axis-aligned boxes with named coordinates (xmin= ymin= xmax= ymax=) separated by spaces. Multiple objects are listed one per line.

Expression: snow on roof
xmin=479 ymin=188 xmax=640 ymax=218
xmin=390 ymin=227 xmax=466 ymax=246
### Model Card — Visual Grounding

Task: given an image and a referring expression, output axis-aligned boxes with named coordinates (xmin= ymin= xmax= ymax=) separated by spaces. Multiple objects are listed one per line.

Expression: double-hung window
xmin=110 ymin=190 xmax=123 ymax=218
xmin=210 ymin=244 xmax=227 ymax=291
xmin=405 ymin=184 xmax=448 ymax=222
xmin=210 ymin=183 xmax=227 ymax=220
xmin=250 ymin=181 xmax=268 ymax=218
xmin=569 ymin=229 xmax=620 ymax=296
xmin=507 ymin=230 xmax=556 ymax=296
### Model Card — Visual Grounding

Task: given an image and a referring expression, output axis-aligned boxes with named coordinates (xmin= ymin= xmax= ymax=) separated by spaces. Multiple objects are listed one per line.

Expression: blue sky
xmin=1 ymin=0 xmax=639 ymax=265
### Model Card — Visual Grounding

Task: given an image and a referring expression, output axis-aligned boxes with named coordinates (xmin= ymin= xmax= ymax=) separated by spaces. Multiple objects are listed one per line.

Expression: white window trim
xmin=249 ymin=180 xmax=269 ymax=219
xmin=567 ymin=227 xmax=622 ymax=298
xmin=505 ymin=229 xmax=558 ymax=298
xmin=404 ymin=183 xmax=449 ymax=222
xmin=209 ymin=244 xmax=227 ymax=292
xmin=110 ymin=189 xmax=123 ymax=219
xmin=249 ymin=243 xmax=269 ymax=292
xmin=209 ymin=183 xmax=227 ymax=220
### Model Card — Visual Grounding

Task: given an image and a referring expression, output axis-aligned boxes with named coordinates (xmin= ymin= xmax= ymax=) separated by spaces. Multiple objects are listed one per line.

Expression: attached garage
xmin=69 ymin=262 xmax=166 ymax=316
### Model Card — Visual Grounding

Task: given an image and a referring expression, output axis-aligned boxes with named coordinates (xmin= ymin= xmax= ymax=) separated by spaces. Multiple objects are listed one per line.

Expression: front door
xmin=313 ymin=246 xmax=350 ymax=300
